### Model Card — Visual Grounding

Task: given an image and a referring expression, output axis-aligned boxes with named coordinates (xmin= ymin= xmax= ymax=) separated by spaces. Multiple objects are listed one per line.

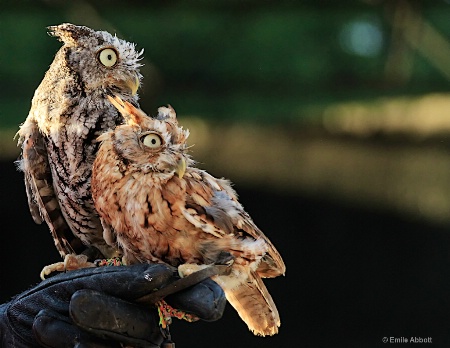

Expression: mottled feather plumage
xmin=16 ymin=23 xmax=143 ymax=262
xmin=92 ymin=96 xmax=286 ymax=336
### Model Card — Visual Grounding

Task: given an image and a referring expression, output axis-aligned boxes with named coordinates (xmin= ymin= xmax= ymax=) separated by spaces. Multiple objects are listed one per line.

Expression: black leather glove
xmin=0 ymin=264 xmax=226 ymax=347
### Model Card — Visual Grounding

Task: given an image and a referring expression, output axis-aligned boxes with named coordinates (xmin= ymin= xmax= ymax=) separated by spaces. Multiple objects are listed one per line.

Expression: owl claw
xmin=215 ymin=251 xmax=235 ymax=267
xmin=40 ymin=254 xmax=96 ymax=280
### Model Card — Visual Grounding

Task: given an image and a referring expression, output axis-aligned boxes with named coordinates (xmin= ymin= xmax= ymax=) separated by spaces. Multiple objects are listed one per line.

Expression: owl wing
xmin=17 ymin=119 xmax=77 ymax=257
xmin=182 ymin=169 xmax=285 ymax=278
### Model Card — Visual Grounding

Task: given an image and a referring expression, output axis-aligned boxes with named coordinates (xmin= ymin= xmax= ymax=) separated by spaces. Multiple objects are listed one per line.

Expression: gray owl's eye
xmin=142 ymin=133 xmax=163 ymax=149
xmin=98 ymin=48 xmax=118 ymax=67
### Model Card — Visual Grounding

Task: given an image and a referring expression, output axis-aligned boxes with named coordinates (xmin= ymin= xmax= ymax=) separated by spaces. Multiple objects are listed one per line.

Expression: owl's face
xmin=49 ymin=23 xmax=142 ymax=97
xmin=104 ymin=96 xmax=192 ymax=178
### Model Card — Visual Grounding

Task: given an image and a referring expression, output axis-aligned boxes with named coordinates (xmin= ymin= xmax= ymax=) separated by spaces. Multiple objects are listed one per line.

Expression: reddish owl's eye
xmin=98 ymin=48 xmax=118 ymax=67
xmin=142 ymin=133 xmax=163 ymax=149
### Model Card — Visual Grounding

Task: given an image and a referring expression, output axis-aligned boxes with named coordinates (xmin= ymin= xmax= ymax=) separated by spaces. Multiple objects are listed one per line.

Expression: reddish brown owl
xmin=91 ymin=96 xmax=286 ymax=336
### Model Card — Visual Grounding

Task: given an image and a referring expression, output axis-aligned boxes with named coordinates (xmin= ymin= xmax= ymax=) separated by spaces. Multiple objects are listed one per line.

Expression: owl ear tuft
xmin=47 ymin=23 xmax=94 ymax=46
xmin=157 ymin=105 xmax=177 ymax=123
xmin=107 ymin=95 xmax=146 ymax=126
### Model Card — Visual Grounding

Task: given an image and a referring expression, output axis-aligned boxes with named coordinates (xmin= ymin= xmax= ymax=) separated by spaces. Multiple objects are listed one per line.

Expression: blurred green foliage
xmin=1 ymin=0 xmax=450 ymax=129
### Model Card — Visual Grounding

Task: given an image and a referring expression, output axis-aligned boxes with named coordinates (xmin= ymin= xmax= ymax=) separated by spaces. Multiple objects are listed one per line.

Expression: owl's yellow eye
xmin=142 ymin=133 xmax=163 ymax=149
xmin=98 ymin=48 xmax=118 ymax=67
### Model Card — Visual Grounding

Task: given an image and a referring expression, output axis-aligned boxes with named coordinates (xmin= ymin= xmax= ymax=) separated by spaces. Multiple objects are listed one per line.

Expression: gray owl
xmin=16 ymin=23 xmax=143 ymax=275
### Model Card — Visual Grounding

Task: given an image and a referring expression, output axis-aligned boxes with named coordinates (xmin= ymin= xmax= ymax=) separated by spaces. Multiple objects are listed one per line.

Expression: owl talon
xmin=40 ymin=254 xmax=96 ymax=280
xmin=215 ymin=251 xmax=235 ymax=266
xmin=40 ymin=262 xmax=65 ymax=280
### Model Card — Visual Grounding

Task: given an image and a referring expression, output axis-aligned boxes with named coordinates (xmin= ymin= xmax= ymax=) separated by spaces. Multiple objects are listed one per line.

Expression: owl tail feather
xmin=219 ymin=270 xmax=280 ymax=336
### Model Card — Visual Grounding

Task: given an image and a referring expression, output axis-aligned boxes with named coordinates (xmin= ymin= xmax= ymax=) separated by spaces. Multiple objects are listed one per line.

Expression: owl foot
xmin=40 ymin=254 xmax=96 ymax=280
xmin=156 ymin=299 xmax=199 ymax=329
xmin=177 ymin=262 xmax=233 ymax=279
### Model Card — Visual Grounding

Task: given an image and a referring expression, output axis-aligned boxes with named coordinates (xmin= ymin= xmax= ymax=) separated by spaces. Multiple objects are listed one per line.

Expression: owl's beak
xmin=125 ymin=74 xmax=140 ymax=95
xmin=175 ymin=158 xmax=186 ymax=178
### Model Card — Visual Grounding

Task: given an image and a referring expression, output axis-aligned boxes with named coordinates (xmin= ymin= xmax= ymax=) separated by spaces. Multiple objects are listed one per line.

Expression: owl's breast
xmin=93 ymin=161 xmax=205 ymax=266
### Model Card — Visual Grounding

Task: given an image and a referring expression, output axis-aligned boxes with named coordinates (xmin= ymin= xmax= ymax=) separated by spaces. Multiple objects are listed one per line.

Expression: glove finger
xmin=36 ymin=263 xmax=174 ymax=301
xmin=166 ymin=278 xmax=226 ymax=321
xmin=33 ymin=309 xmax=120 ymax=348
xmin=70 ymin=289 xmax=163 ymax=348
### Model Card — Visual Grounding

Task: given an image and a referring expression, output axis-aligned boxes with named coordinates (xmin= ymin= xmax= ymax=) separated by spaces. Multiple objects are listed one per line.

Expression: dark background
xmin=2 ymin=1 xmax=450 ymax=347
xmin=3 ymin=160 xmax=450 ymax=347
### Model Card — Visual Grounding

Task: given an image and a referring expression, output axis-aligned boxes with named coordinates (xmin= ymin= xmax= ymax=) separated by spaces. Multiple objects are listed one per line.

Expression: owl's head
xmin=48 ymin=23 xmax=142 ymax=97
xmin=103 ymin=95 xmax=192 ymax=178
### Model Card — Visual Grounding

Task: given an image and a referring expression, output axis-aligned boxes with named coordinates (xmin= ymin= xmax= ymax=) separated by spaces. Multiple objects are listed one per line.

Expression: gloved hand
xmin=0 ymin=263 xmax=226 ymax=347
